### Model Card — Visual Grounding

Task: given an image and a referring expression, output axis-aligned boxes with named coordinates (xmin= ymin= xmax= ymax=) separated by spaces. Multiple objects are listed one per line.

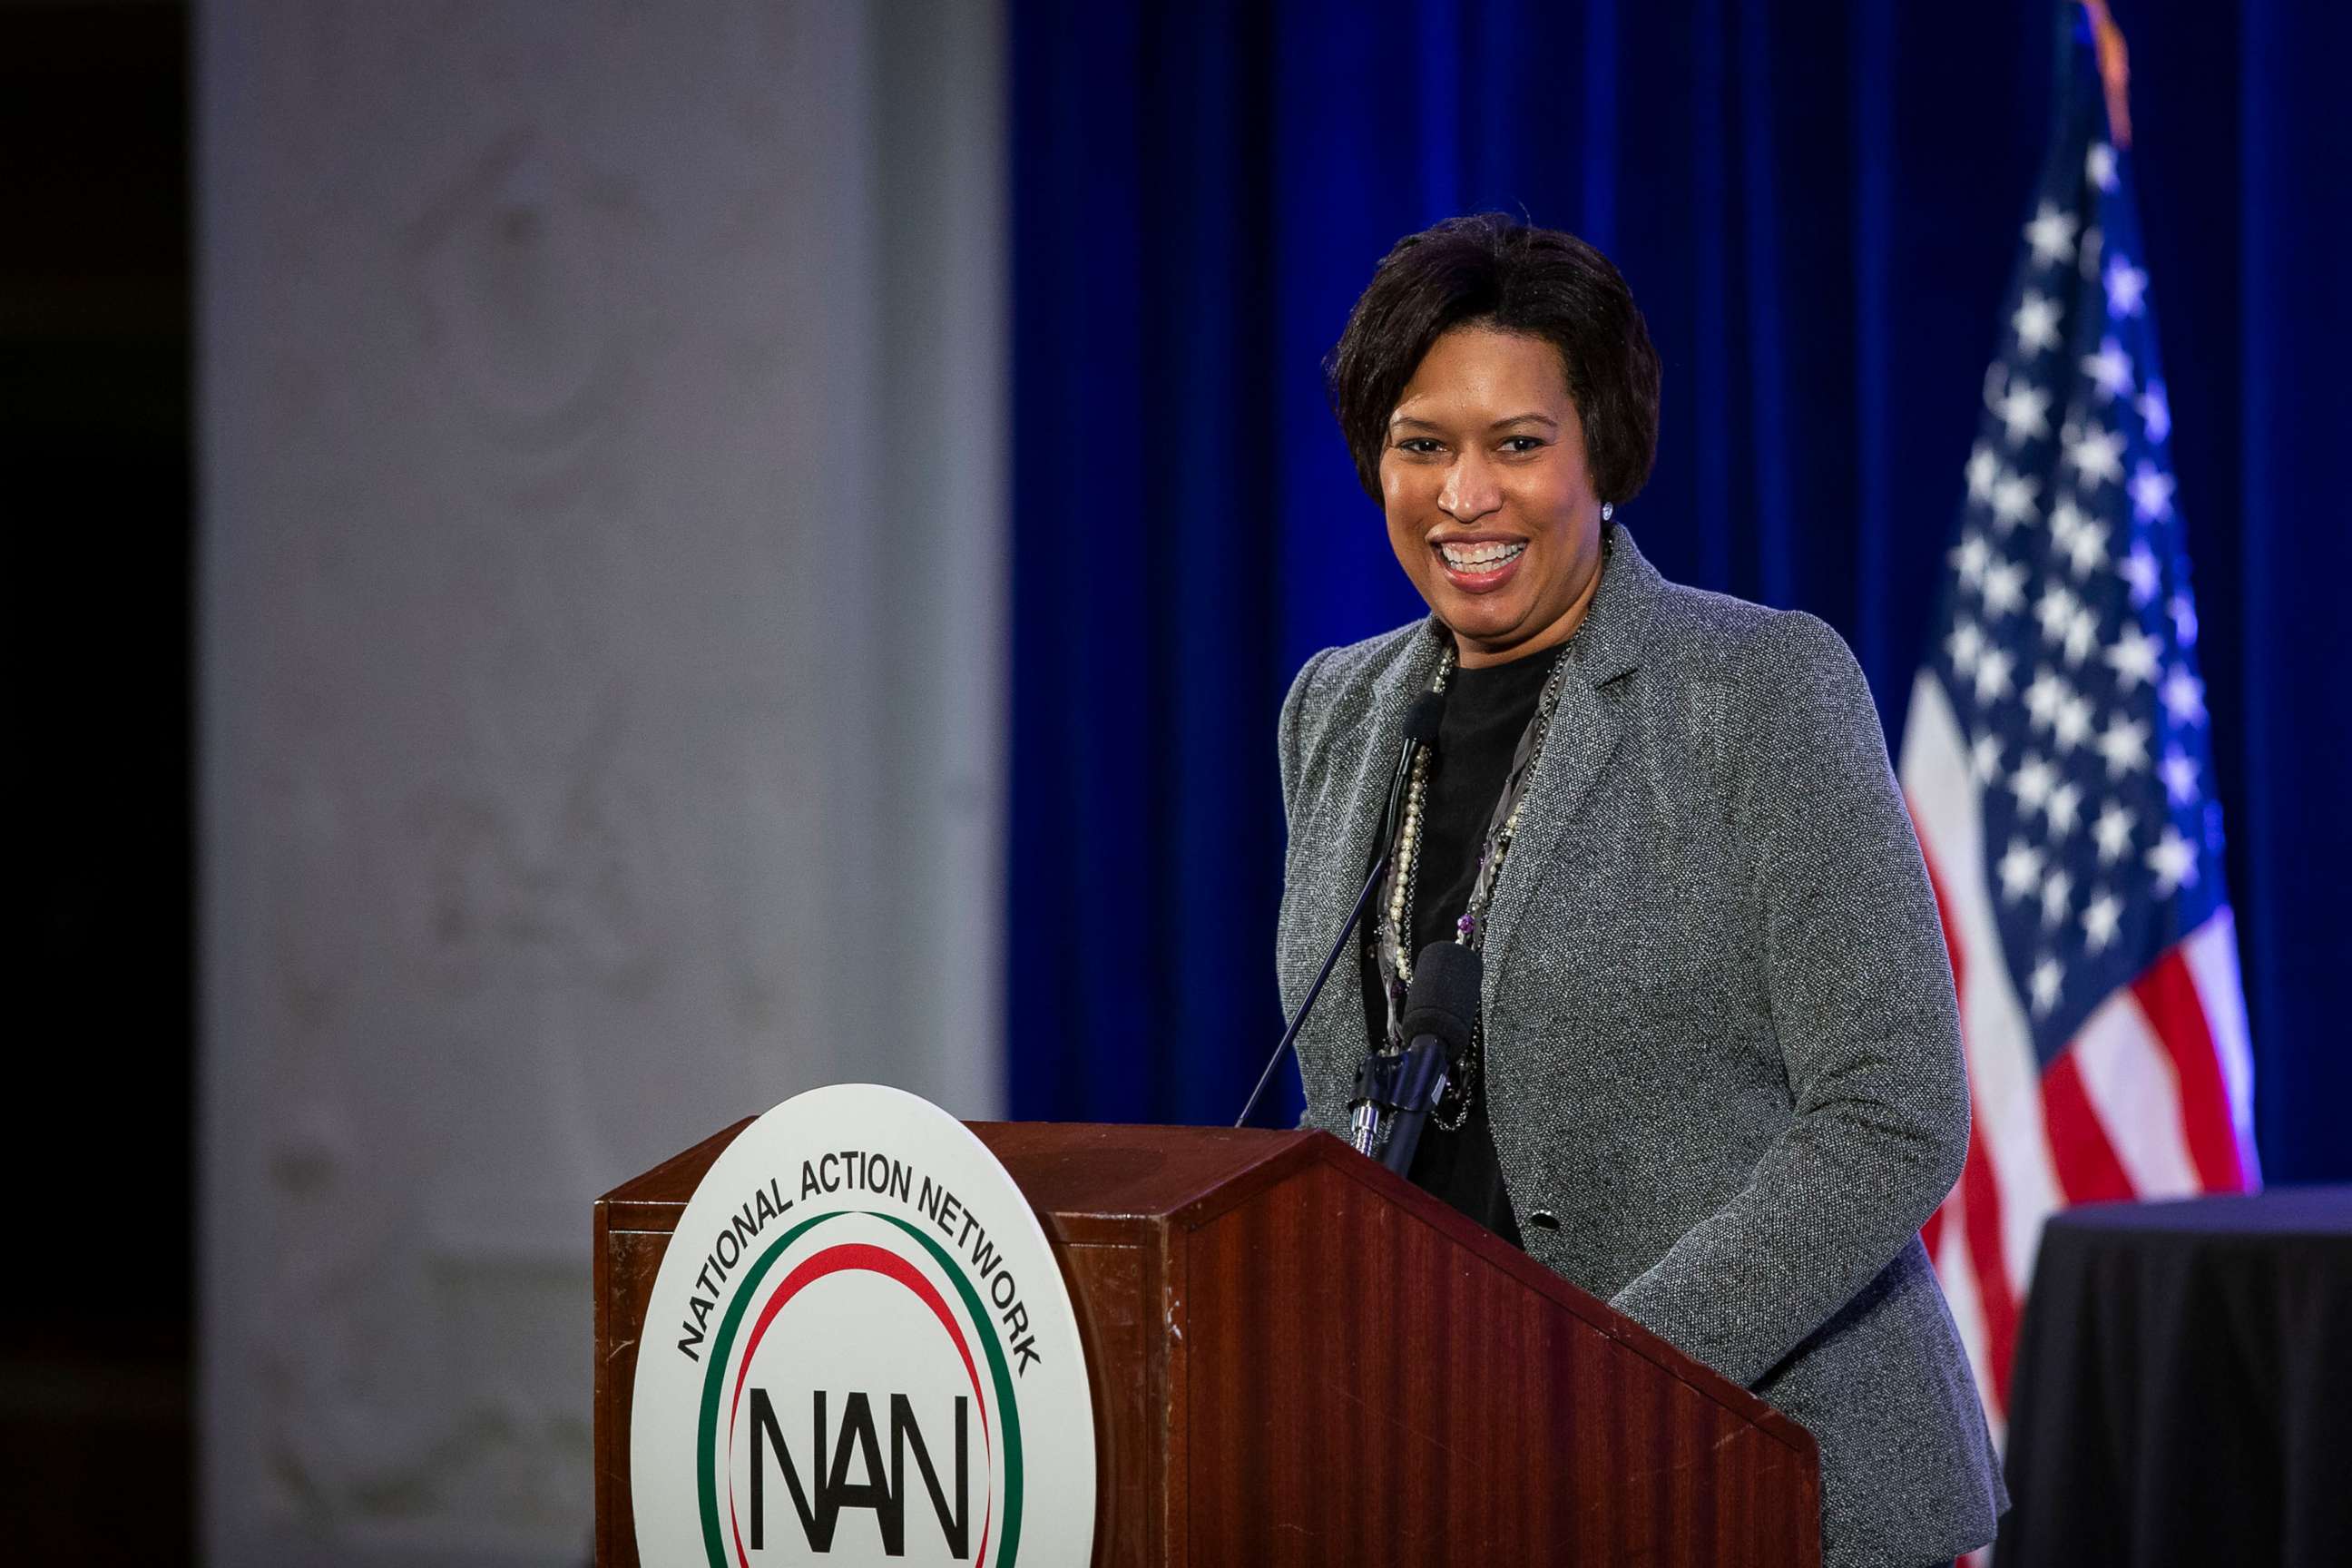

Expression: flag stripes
xmin=1896 ymin=26 xmax=2257 ymax=1435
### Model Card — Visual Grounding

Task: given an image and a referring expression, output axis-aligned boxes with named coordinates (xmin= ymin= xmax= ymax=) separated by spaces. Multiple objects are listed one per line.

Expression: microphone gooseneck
xmin=1234 ymin=691 xmax=1446 ymax=1129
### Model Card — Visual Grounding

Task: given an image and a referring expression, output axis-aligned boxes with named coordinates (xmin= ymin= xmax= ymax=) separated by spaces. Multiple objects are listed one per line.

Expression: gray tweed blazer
xmin=1277 ymin=525 xmax=2006 ymax=1566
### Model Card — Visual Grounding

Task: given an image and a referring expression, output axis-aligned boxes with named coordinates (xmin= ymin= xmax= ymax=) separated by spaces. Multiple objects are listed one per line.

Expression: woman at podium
xmin=1275 ymin=214 xmax=2005 ymax=1568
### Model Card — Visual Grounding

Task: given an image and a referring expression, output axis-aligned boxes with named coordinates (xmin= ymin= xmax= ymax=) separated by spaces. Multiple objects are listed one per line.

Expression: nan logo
xmin=631 ymin=1085 xmax=1094 ymax=1566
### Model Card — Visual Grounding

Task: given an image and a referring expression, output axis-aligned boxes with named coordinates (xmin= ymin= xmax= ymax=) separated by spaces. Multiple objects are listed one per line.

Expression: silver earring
xmin=1601 ymin=502 xmax=1614 ymax=523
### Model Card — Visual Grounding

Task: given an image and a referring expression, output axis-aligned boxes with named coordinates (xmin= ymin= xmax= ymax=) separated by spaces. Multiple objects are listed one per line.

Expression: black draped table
xmin=1995 ymin=1187 xmax=2352 ymax=1566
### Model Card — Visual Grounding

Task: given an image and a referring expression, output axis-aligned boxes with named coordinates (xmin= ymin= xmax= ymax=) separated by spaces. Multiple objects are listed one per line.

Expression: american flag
xmin=1896 ymin=20 xmax=2259 ymax=1440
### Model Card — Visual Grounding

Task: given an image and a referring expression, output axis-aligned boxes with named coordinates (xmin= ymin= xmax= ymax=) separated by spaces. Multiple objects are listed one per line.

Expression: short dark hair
xmin=1324 ymin=214 xmax=1661 ymax=505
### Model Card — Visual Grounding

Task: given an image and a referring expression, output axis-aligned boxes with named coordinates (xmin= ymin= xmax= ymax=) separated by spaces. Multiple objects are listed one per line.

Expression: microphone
xmin=1348 ymin=940 xmax=1482 ymax=1175
xmin=1234 ymin=691 xmax=1446 ymax=1129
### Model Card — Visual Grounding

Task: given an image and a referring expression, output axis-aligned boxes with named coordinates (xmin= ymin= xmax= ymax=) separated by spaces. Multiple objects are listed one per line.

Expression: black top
xmin=1359 ymin=649 xmax=1556 ymax=1249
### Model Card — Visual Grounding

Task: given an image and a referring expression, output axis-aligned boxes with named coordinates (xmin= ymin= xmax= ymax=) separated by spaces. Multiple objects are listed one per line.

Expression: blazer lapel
xmin=1294 ymin=622 xmax=1451 ymax=1081
xmin=1478 ymin=524 xmax=1662 ymax=1004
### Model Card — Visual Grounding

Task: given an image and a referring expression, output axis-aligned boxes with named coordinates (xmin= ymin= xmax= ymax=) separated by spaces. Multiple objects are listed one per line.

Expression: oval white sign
xmin=630 ymin=1084 xmax=1096 ymax=1567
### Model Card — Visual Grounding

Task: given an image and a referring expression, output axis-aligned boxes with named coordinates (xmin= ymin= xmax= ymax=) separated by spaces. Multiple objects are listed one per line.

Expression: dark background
xmin=5 ymin=1 xmax=191 ymax=1562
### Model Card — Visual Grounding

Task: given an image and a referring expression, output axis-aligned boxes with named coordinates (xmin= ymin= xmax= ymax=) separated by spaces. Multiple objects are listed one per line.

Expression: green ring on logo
xmin=691 ymin=1209 xmax=1027 ymax=1568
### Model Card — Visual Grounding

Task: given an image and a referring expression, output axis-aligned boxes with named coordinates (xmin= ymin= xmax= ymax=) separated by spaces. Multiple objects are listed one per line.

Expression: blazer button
xmin=1526 ymin=1209 xmax=1561 ymax=1230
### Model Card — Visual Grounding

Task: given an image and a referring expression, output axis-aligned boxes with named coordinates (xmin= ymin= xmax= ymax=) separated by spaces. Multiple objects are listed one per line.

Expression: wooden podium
xmin=594 ymin=1120 xmax=1820 ymax=1565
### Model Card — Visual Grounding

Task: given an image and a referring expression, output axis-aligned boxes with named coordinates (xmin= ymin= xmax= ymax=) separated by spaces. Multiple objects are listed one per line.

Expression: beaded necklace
xmin=1373 ymin=635 xmax=1577 ymax=1131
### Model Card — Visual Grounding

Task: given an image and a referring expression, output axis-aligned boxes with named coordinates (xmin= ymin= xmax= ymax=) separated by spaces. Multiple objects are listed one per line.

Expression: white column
xmin=197 ymin=4 xmax=1005 ymax=1562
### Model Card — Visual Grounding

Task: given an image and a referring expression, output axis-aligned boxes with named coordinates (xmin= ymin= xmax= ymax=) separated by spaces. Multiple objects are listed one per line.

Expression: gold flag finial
xmin=2081 ymin=0 xmax=2133 ymax=149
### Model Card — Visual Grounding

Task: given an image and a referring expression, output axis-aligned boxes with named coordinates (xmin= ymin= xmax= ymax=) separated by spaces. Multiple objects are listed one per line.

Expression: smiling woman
xmin=1325 ymin=221 xmax=1658 ymax=675
xmin=1278 ymin=215 xmax=2007 ymax=1568
xmin=1379 ymin=325 xmax=1609 ymax=667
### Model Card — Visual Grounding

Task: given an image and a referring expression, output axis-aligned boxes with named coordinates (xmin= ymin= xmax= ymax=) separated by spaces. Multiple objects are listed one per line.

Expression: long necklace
xmin=1375 ymin=638 xmax=1577 ymax=1131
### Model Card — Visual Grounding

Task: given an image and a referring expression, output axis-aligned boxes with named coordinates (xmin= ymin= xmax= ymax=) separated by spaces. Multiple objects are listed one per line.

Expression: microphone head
xmin=1403 ymin=691 xmax=1446 ymax=748
xmin=1401 ymin=941 xmax=1483 ymax=1053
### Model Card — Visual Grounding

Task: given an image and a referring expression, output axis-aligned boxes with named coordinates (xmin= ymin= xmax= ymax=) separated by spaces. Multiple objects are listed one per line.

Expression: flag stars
xmin=2046 ymin=779 xmax=2085 ymax=835
xmin=2063 ymin=425 xmax=2125 ymax=489
xmin=2062 ymin=516 xmax=2111 ymax=577
xmin=2092 ymin=802 xmax=2136 ymax=864
xmin=2082 ymin=890 xmax=2122 ymax=953
xmin=1991 ymin=469 xmax=2042 ymax=531
xmin=2036 ymin=583 xmax=2082 ymax=644
xmin=1983 ymin=559 xmax=2028 ymax=617
xmin=2041 ymin=868 xmax=2075 ymax=929
xmin=2014 ymin=290 xmax=2064 ymax=355
xmin=2053 ymin=694 xmax=2095 ymax=755
xmin=2161 ymin=666 xmax=2207 ymax=727
xmin=2105 ymin=257 xmax=2149 ymax=318
xmin=2129 ymin=463 xmax=2176 ymax=523
xmin=2087 ymin=142 xmax=2120 ymax=191
xmin=2011 ymin=752 xmax=2058 ymax=816
xmin=2097 ymin=716 xmax=2151 ymax=778
xmin=1999 ymin=838 xmax=2046 ymax=903
xmin=1995 ymin=379 xmax=2054 ymax=446
xmin=2062 ymin=603 xmax=2102 ymax=667
xmin=1966 ymin=444 xmax=2001 ymax=503
xmin=2161 ymin=748 xmax=2200 ymax=806
xmin=2082 ymin=336 xmax=2133 ymax=401
xmin=2104 ymin=625 xmax=2161 ymax=690
xmin=1924 ymin=147 xmax=2223 ymax=993
xmin=1973 ymin=646 xmax=2016 ymax=703
xmin=1946 ymin=620 xmax=1986 ymax=674
xmin=2029 ymin=956 xmax=2065 ymax=1016
xmin=2050 ymin=496 xmax=2088 ymax=551
xmin=2146 ymin=825 xmax=2198 ymax=895
xmin=2024 ymin=201 xmax=2080 ymax=266
xmin=2024 ymin=668 xmax=2069 ymax=729
xmin=1954 ymin=534 xmax=1991 ymax=587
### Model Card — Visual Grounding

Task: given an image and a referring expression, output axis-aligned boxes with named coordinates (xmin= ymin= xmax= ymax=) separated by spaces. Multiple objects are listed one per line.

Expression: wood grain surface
xmin=594 ymin=1119 xmax=1820 ymax=1566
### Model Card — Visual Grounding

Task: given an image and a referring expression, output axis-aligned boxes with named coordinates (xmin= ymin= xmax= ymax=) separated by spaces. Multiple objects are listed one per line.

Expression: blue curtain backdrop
xmin=1005 ymin=0 xmax=2350 ymax=1181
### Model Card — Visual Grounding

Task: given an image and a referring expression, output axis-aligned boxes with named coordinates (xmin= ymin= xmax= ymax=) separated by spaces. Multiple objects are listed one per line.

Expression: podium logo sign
xmin=631 ymin=1084 xmax=1095 ymax=1566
